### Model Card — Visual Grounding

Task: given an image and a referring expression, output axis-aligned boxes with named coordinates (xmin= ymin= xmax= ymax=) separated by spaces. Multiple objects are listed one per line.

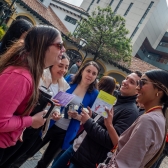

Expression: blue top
xmin=61 ymin=74 xmax=99 ymax=150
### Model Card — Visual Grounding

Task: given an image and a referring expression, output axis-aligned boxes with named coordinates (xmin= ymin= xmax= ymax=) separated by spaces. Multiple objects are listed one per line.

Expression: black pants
xmin=0 ymin=127 xmax=41 ymax=168
xmin=8 ymin=125 xmax=66 ymax=168
xmin=11 ymin=136 xmax=43 ymax=168
xmin=0 ymin=148 xmax=4 ymax=163
xmin=36 ymin=125 xmax=66 ymax=168
xmin=0 ymin=141 xmax=23 ymax=167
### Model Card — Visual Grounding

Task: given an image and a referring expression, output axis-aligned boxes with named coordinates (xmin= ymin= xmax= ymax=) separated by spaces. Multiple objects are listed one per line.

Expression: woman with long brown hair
xmin=0 ymin=25 xmax=65 ymax=164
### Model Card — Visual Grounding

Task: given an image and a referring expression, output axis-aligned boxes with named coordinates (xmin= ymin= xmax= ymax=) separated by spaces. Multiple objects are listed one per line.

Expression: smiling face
xmin=120 ymin=73 xmax=140 ymax=96
xmin=51 ymin=57 xmax=69 ymax=80
xmin=81 ymin=65 xmax=98 ymax=86
xmin=136 ymin=75 xmax=160 ymax=106
xmin=44 ymin=34 xmax=66 ymax=68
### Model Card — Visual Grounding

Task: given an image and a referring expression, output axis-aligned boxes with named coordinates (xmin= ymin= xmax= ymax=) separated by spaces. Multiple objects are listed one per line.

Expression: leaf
xmin=72 ymin=6 xmax=132 ymax=64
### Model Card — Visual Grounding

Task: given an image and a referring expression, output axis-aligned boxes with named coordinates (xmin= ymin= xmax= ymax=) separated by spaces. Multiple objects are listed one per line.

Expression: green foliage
xmin=73 ymin=6 xmax=132 ymax=65
xmin=0 ymin=27 xmax=5 ymax=40
xmin=1 ymin=23 xmax=8 ymax=31
xmin=0 ymin=20 xmax=8 ymax=31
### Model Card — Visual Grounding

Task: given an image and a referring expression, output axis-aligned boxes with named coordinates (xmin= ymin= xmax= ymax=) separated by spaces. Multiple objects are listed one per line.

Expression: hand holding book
xmin=91 ymin=90 xmax=116 ymax=118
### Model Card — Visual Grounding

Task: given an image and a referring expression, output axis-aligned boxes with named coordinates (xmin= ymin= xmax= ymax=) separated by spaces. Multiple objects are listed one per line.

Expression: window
xmin=109 ymin=0 xmax=114 ymax=6
xmin=87 ymin=0 xmax=95 ymax=12
xmin=145 ymin=52 xmax=160 ymax=62
xmin=124 ymin=3 xmax=133 ymax=16
xmin=114 ymin=0 xmax=123 ymax=13
xmin=65 ymin=16 xmax=77 ymax=25
xmin=159 ymin=42 xmax=168 ymax=48
xmin=130 ymin=1 xmax=154 ymax=39
xmin=97 ymin=0 xmax=100 ymax=3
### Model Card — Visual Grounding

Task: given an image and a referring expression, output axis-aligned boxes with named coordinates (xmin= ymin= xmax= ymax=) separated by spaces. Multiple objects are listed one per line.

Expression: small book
xmin=91 ymin=90 xmax=117 ymax=118
xmin=53 ymin=91 xmax=75 ymax=107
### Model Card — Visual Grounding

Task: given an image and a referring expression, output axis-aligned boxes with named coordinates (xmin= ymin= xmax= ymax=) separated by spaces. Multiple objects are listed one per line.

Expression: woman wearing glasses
xmin=101 ymin=69 xmax=168 ymax=168
xmin=0 ymin=25 xmax=65 ymax=165
xmin=1 ymin=54 xmax=70 ymax=168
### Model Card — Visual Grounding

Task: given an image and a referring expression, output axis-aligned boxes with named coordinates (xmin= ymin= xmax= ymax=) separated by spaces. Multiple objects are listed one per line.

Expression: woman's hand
xmin=52 ymin=111 xmax=61 ymax=121
xmin=80 ymin=109 xmax=90 ymax=124
xmin=104 ymin=107 xmax=114 ymax=128
xmin=31 ymin=110 xmax=47 ymax=128
xmin=52 ymin=99 xmax=61 ymax=106
xmin=68 ymin=111 xmax=80 ymax=119
xmin=87 ymin=106 xmax=92 ymax=117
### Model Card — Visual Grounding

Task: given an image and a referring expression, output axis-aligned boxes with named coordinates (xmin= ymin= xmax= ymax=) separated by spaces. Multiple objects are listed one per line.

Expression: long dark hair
xmin=0 ymin=25 xmax=61 ymax=115
xmin=98 ymin=76 xmax=116 ymax=94
xmin=145 ymin=69 xmax=168 ymax=116
xmin=0 ymin=19 xmax=33 ymax=54
xmin=71 ymin=61 xmax=100 ymax=93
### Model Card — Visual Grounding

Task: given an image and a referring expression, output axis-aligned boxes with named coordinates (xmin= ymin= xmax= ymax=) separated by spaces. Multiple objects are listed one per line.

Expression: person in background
xmin=0 ymin=19 xmax=32 ymax=55
xmin=137 ymin=102 xmax=145 ymax=116
xmin=0 ymin=25 xmax=66 ymax=165
xmin=103 ymin=69 xmax=168 ymax=168
xmin=67 ymin=59 xmax=82 ymax=75
xmin=2 ymin=54 xmax=70 ymax=168
xmin=113 ymin=83 xmax=120 ymax=98
xmin=98 ymin=76 xmax=116 ymax=95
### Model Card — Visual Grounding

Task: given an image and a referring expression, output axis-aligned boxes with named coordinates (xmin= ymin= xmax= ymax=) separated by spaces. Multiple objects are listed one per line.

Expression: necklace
xmin=145 ymin=106 xmax=162 ymax=114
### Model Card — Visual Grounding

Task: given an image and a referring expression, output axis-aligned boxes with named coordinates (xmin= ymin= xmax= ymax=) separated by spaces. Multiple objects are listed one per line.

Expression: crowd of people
xmin=0 ymin=19 xmax=168 ymax=168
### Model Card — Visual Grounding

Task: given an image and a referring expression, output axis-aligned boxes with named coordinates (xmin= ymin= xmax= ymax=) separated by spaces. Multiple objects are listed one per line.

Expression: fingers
xmin=87 ymin=106 xmax=91 ymax=111
xmin=105 ymin=107 xmax=113 ymax=115
xmin=43 ymin=118 xmax=46 ymax=123
xmin=81 ymin=110 xmax=87 ymax=115
xmin=42 ymin=110 xmax=47 ymax=117
xmin=87 ymin=106 xmax=92 ymax=116
xmin=52 ymin=99 xmax=61 ymax=106
xmin=52 ymin=99 xmax=59 ymax=103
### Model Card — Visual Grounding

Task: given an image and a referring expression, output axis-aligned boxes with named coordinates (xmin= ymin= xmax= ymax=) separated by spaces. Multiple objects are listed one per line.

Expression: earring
xmin=156 ymin=93 xmax=159 ymax=97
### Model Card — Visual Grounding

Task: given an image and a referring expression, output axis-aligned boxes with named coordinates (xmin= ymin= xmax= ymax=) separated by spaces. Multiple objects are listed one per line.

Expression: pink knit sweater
xmin=0 ymin=66 xmax=33 ymax=148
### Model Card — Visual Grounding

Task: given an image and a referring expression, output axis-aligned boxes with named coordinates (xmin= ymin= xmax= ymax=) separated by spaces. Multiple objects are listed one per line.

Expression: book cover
xmin=91 ymin=90 xmax=117 ymax=118
xmin=53 ymin=91 xmax=75 ymax=107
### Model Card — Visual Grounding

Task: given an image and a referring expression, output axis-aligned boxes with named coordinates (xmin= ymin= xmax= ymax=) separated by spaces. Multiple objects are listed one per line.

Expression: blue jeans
xmin=69 ymin=163 xmax=79 ymax=168
xmin=51 ymin=145 xmax=74 ymax=168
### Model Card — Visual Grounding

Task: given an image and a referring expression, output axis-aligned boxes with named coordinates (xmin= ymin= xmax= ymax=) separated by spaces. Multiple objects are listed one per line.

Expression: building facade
xmin=80 ymin=0 xmax=168 ymax=71
xmin=0 ymin=0 xmax=160 ymax=83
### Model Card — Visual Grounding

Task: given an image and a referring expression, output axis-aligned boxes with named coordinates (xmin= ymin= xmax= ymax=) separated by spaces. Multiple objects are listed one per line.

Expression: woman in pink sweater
xmin=0 ymin=25 xmax=65 ymax=164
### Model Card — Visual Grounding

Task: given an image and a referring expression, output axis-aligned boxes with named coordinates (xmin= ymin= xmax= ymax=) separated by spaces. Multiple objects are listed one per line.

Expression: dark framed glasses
xmin=51 ymin=42 xmax=64 ymax=50
xmin=137 ymin=79 xmax=159 ymax=90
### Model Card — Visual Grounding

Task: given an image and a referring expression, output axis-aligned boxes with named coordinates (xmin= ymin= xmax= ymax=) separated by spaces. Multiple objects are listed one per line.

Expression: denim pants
xmin=69 ymin=163 xmax=80 ymax=168
xmin=51 ymin=145 xmax=74 ymax=168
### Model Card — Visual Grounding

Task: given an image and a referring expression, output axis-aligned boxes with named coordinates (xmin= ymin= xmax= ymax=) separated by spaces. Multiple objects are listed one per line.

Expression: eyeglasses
xmin=136 ymin=80 xmax=158 ymax=90
xmin=137 ymin=79 xmax=168 ymax=95
xmin=51 ymin=42 xmax=64 ymax=50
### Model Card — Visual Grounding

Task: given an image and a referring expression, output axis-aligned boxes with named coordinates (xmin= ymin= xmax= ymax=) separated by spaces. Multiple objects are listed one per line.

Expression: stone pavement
xmin=20 ymin=148 xmax=168 ymax=168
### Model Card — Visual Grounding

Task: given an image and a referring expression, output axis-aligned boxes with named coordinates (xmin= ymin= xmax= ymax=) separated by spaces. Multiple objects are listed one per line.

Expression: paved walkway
xmin=20 ymin=148 xmax=168 ymax=168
